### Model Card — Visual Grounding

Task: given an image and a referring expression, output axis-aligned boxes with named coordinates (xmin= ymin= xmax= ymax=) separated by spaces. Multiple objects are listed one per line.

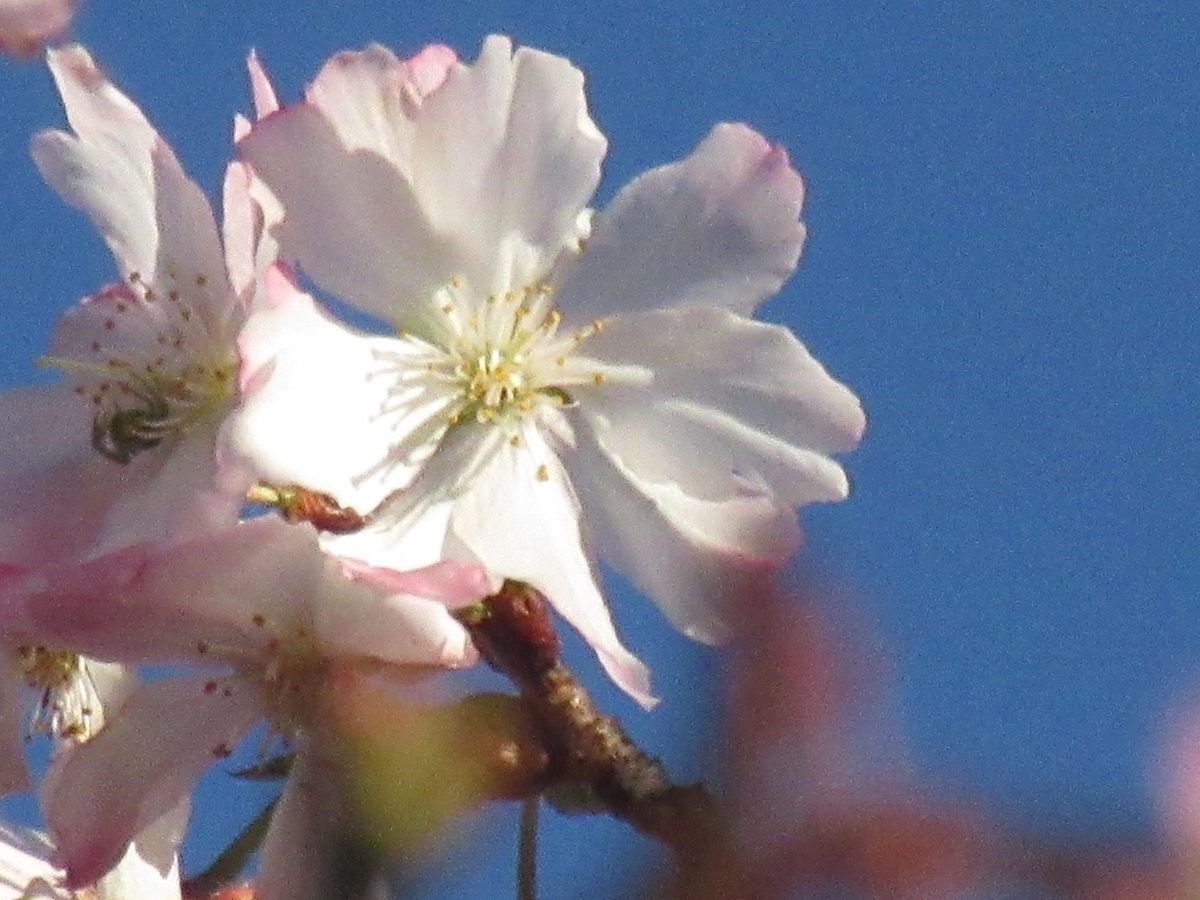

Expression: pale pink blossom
xmin=0 ymin=45 xmax=270 ymax=569
xmin=0 ymin=516 xmax=486 ymax=890
xmin=0 ymin=0 xmax=73 ymax=56
xmin=231 ymin=37 xmax=863 ymax=705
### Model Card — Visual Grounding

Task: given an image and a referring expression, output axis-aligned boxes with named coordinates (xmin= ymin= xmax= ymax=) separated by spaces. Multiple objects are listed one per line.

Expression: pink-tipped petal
xmin=220 ymin=161 xmax=259 ymax=299
xmin=400 ymin=35 xmax=606 ymax=296
xmin=314 ymin=585 xmax=478 ymax=670
xmin=240 ymin=35 xmax=604 ymax=327
xmin=340 ymin=558 xmax=491 ymax=607
xmin=238 ymin=101 xmax=449 ymax=330
xmin=553 ymin=123 xmax=806 ymax=323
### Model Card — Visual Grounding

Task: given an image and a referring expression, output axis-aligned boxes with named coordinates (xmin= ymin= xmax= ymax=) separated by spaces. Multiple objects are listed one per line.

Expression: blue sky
xmin=0 ymin=1 xmax=1196 ymax=896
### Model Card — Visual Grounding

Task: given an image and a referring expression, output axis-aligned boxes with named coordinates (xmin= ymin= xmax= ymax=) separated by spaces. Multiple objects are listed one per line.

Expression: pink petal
xmin=1 ymin=516 xmax=475 ymax=672
xmin=340 ymin=557 xmax=491 ymax=607
xmin=0 ymin=0 xmax=73 ymax=56
xmin=42 ymin=675 xmax=260 ymax=887
xmin=553 ymin=123 xmax=806 ymax=323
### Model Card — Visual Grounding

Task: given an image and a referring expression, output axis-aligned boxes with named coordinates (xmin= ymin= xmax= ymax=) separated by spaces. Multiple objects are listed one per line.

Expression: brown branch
xmin=455 ymin=581 xmax=726 ymax=864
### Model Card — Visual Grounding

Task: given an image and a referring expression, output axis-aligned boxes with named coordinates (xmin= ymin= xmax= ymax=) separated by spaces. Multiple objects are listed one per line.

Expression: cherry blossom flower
xmin=229 ymin=36 xmax=864 ymax=706
xmin=0 ymin=0 xmax=73 ymax=57
xmin=0 ymin=516 xmax=487 ymax=890
xmin=0 ymin=44 xmax=269 ymax=568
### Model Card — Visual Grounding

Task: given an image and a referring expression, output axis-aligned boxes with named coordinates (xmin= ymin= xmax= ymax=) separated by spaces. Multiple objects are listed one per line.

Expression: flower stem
xmin=517 ymin=795 xmax=539 ymax=900
xmin=455 ymin=581 xmax=726 ymax=863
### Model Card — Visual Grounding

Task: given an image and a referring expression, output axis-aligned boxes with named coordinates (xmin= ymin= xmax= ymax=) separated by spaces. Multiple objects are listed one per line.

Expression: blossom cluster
xmin=0 ymin=18 xmax=863 ymax=900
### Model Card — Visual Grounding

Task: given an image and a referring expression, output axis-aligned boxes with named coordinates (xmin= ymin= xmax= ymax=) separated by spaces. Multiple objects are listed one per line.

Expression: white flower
xmin=0 ymin=44 xmax=270 ymax=567
xmin=230 ymin=37 xmax=864 ymax=705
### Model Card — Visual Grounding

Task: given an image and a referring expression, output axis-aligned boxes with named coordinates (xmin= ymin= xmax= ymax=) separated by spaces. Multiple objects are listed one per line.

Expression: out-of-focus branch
xmin=182 ymin=801 xmax=276 ymax=898
xmin=455 ymin=581 xmax=727 ymax=865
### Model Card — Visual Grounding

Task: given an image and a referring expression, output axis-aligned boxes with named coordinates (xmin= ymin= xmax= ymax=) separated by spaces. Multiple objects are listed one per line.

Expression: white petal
xmin=255 ymin=738 xmax=392 ymax=900
xmin=240 ymin=36 xmax=604 ymax=329
xmin=448 ymin=424 xmax=655 ymax=707
xmin=246 ymin=48 xmax=280 ymax=120
xmin=404 ymin=35 xmax=606 ymax=295
xmin=42 ymin=675 xmax=260 ymax=887
xmin=0 ymin=823 xmax=65 ymax=898
xmin=552 ymin=123 xmax=805 ymax=322
xmin=255 ymin=732 xmax=391 ymax=900
xmin=237 ymin=102 xmax=450 ymax=331
xmin=303 ymin=43 xmax=453 ymax=165
xmin=573 ymin=307 xmax=864 ymax=506
xmin=92 ymin=799 xmax=186 ymax=900
xmin=224 ymin=267 xmax=451 ymax=514
xmin=568 ymin=422 xmax=797 ymax=644
xmin=34 ymin=47 xmax=230 ymax=318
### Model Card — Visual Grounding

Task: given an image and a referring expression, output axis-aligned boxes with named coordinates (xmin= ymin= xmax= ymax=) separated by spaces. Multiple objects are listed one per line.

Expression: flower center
xmin=409 ymin=276 xmax=604 ymax=428
xmin=17 ymin=646 xmax=99 ymax=742
xmin=40 ymin=273 xmax=237 ymax=464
